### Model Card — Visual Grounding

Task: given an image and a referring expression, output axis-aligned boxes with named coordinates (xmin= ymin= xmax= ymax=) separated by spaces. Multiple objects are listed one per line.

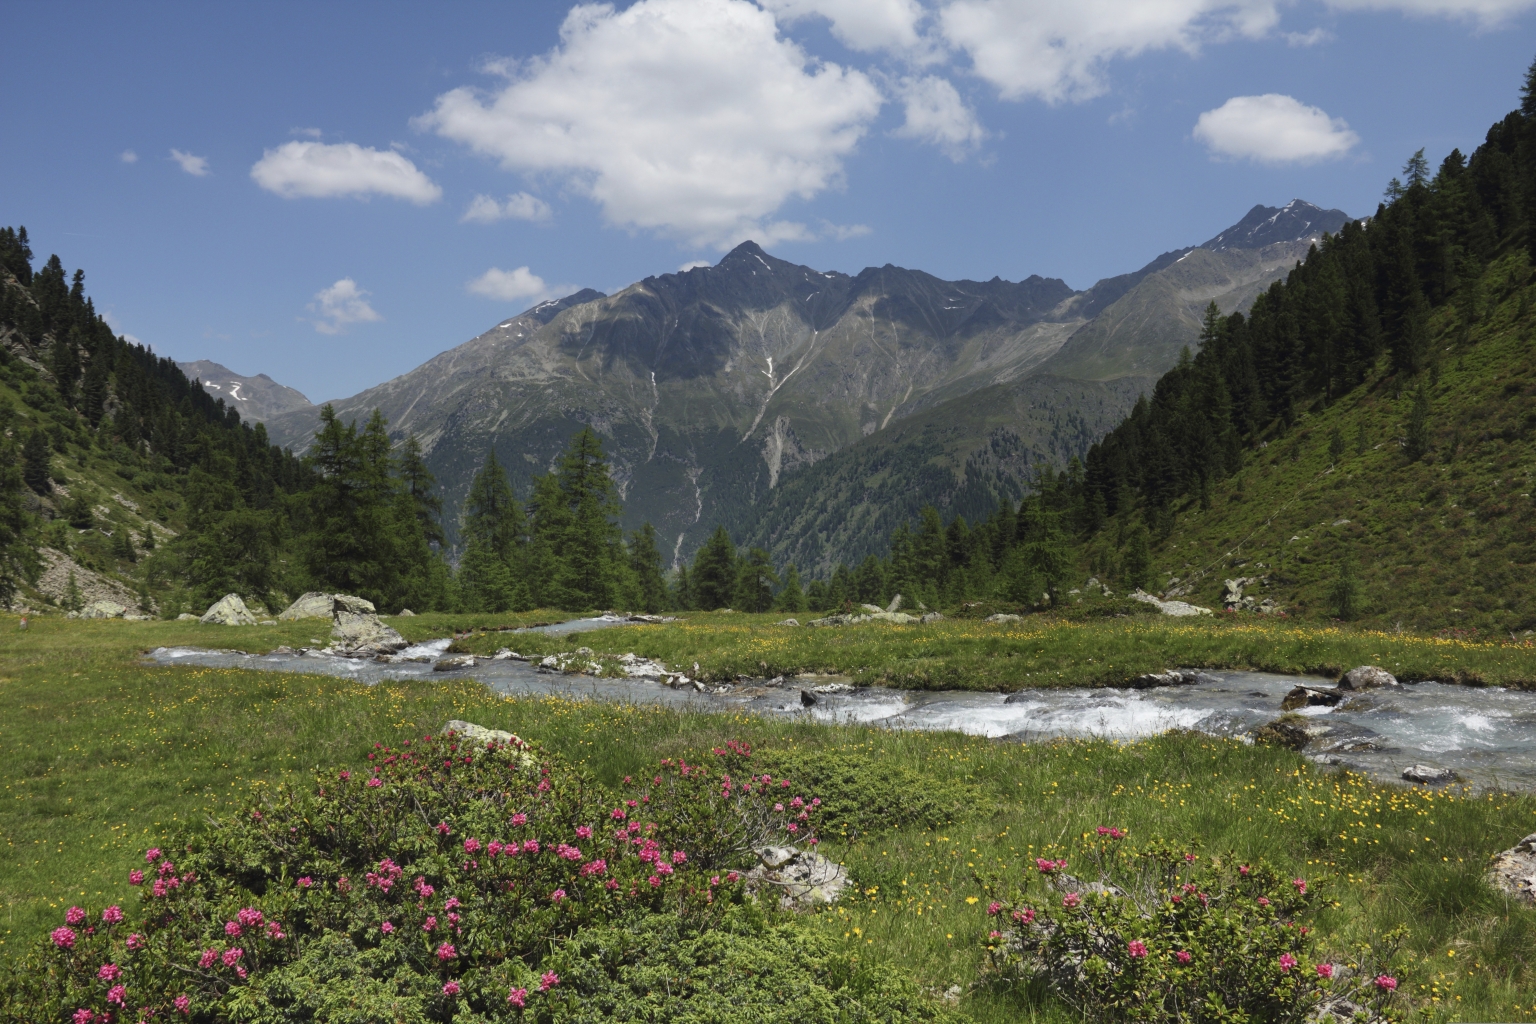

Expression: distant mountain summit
xmin=176 ymin=360 xmax=314 ymax=425
xmin=265 ymin=198 xmax=1349 ymax=567
xmin=1200 ymin=199 xmax=1350 ymax=252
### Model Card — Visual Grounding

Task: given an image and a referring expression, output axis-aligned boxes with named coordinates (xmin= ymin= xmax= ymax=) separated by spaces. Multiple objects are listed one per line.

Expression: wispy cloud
xmin=306 ymin=278 xmax=383 ymax=335
xmin=170 ymin=149 xmax=210 ymax=176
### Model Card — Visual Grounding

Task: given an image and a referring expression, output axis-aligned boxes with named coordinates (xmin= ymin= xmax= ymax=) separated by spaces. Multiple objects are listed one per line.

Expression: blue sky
xmin=2 ymin=0 xmax=1533 ymax=404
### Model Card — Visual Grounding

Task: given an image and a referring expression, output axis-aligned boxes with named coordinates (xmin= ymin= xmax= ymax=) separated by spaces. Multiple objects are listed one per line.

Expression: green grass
xmin=2 ymin=613 xmax=1536 ymax=1020
xmin=1113 ymin=249 xmax=1536 ymax=636
xmin=452 ymin=609 xmax=1536 ymax=690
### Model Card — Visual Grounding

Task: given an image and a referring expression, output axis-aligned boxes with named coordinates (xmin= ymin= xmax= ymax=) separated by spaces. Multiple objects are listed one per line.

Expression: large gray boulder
xmin=1487 ymin=833 xmax=1536 ymax=905
xmin=744 ymin=845 xmax=848 ymax=910
xmin=1338 ymin=665 xmax=1397 ymax=691
xmin=78 ymin=600 xmax=128 ymax=620
xmin=200 ymin=594 xmax=257 ymax=626
xmin=328 ymin=597 xmax=406 ymax=655
xmin=278 ymin=592 xmax=342 ymax=620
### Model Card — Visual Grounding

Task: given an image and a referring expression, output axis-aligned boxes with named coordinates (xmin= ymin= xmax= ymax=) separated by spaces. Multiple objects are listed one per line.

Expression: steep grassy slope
xmin=1110 ymin=251 xmax=1536 ymax=634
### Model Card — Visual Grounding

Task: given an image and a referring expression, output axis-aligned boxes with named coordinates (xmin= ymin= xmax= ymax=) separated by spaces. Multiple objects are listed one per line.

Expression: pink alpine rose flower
xmin=508 ymin=987 xmax=527 ymax=1008
xmin=51 ymin=928 xmax=76 ymax=949
xmin=1127 ymin=940 xmax=1148 ymax=959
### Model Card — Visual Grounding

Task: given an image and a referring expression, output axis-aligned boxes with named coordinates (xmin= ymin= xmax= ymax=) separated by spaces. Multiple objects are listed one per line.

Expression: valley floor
xmin=1 ymin=612 xmax=1535 ymax=1021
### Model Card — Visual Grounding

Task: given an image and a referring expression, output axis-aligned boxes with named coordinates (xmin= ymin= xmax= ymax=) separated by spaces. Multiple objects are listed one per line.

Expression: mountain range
xmin=262 ymin=199 xmax=1350 ymax=567
xmin=177 ymin=359 xmax=314 ymax=425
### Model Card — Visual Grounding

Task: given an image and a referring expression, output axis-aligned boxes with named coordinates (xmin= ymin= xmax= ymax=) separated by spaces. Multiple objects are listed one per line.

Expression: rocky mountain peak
xmin=1200 ymin=199 xmax=1350 ymax=252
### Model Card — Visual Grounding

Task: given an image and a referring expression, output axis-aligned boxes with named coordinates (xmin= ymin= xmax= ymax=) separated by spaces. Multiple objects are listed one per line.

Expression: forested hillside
xmin=772 ymin=60 xmax=1536 ymax=632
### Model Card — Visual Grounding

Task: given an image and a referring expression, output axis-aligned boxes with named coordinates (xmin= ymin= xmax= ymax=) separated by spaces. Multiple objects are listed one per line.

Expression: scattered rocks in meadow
xmin=807 ymin=610 xmax=921 ymax=626
xmin=1281 ymin=685 xmax=1343 ymax=711
xmin=1486 ymin=833 xmax=1536 ymax=905
xmin=1130 ymin=590 xmax=1213 ymax=616
xmin=886 ymin=594 xmax=904 ymax=612
xmin=327 ymin=597 xmax=407 ymax=656
xmin=745 ymin=845 xmax=848 ymax=910
xmin=433 ymin=654 xmax=476 ymax=672
xmin=984 ymin=613 xmax=1022 ymax=623
xmin=859 ymin=603 xmax=884 ymax=614
xmin=176 ymin=612 xmax=198 ymax=621
xmin=624 ymin=613 xmax=679 ymax=623
xmin=776 ymin=618 xmax=800 ymax=626
xmin=1401 ymin=764 xmax=1456 ymax=785
xmin=78 ymin=600 xmax=128 ymax=619
xmin=1339 ymin=665 xmax=1398 ymax=691
xmin=278 ymin=592 xmax=344 ymax=620
xmin=398 ymin=609 xmax=415 ymax=616
xmin=920 ymin=611 xmax=944 ymax=623
xmin=201 ymin=593 xmax=257 ymax=626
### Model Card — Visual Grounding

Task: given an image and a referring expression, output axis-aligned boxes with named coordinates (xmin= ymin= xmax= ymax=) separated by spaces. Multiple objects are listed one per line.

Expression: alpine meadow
xmin=4 ymin=9 xmax=1536 ymax=1024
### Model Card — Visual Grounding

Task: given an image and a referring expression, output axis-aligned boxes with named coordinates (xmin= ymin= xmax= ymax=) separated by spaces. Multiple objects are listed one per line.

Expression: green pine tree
xmin=734 ymin=547 xmax=778 ymax=613
xmin=776 ymin=564 xmax=806 ymax=613
xmin=691 ymin=526 xmax=737 ymax=610
xmin=459 ymin=449 xmax=523 ymax=613
xmin=1122 ymin=520 xmax=1152 ymax=592
xmin=627 ymin=523 xmax=667 ymax=613
xmin=21 ymin=430 xmax=50 ymax=494
xmin=1329 ymin=557 xmax=1361 ymax=620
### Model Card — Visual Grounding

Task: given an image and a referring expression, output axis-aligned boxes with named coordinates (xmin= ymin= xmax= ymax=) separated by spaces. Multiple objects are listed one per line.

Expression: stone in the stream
xmin=1338 ymin=665 xmax=1397 ymax=691
xmin=200 ymin=594 xmax=257 ymax=626
xmin=328 ymin=597 xmax=407 ymax=656
xmin=278 ymin=592 xmax=345 ymax=620
xmin=1281 ymin=685 xmax=1344 ymax=711
xmin=78 ymin=600 xmax=128 ymax=619
xmin=744 ymin=845 xmax=848 ymax=910
xmin=1127 ymin=668 xmax=1217 ymax=689
xmin=1486 ymin=833 xmax=1536 ymax=905
xmin=433 ymin=654 xmax=476 ymax=672
xmin=800 ymin=689 xmax=820 ymax=707
xmin=1402 ymin=764 xmax=1456 ymax=785
xmin=1254 ymin=719 xmax=1310 ymax=750
xmin=1003 ymin=691 xmax=1032 ymax=704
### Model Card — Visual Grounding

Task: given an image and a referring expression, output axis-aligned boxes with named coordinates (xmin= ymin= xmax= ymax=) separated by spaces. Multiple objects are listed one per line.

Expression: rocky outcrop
xmin=1130 ymin=590 xmax=1213 ymax=616
xmin=78 ymin=600 xmax=128 ymax=620
xmin=1402 ymin=764 xmax=1456 ymax=785
xmin=1487 ymin=833 xmax=1536 ymax=905
xmin=984 ymin=613 xmax=1022 ymax=623
xmin=327 ymin=597 xmax=407 ymax=656
xmin=33 ymin=547 xmax=150 ymax=616
xmin=1254 ymin=720 xmax=1310 ymax=750
xmin=744 ymin=845 xmax=848 ymax=910
xmin=278 ymin=592 xmax=352 ymax=620
xmin=1281 ymin=685 xmax=1343 ymax=711
xmin=201 ymin=594 xmax=257 ymax=626
xmin=807 ymin=610 xmax=921 ymax=626
xmin=1339 ymin=666 xmax=1397 ymax=691
xmin=1126 ymin=668 xmax=1220 ymax=688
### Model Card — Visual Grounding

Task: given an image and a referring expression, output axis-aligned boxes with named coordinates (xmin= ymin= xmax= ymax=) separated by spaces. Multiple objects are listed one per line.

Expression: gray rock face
xmin=1339 ymin=665 xmax=1397 ymax=691
xmin=1130 ymin=590 xmax=1213 ymax=617
xmin=1402 ymin=764 xmax=1456 ymax=785
xmin=984 ymin=613 xmax=1022 ymax=623
xmin=201 ymin=594 xmax=257 ymax=626
xmin=885 ymin=594 xmax=904 ymax=613
xmin=278 ymin=592 xmax=341 ymax=620
xmin=78 ymin=600 xmax=128 ymax=620
xmin=328 ymin=597 xmax=406 ymax=656
xmin=775 ymin=618 xmax=800 ymax=626
xmin=919 ymin=611 xmax=944 ymax=623
xmin=1487 ymin=833 xmax=1536 ymax=905
xmin=745 ymin=845 xmax=849 ymax=910
xmin=176 ymin=612 xmax=199 ymax=622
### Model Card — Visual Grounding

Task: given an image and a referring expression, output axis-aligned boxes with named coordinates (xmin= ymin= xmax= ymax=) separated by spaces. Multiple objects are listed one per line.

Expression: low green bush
xmin=978 ymin=832 xmax=1408 ymax=1024
xmin=0 ymin=732 xmax=955 ymax=1023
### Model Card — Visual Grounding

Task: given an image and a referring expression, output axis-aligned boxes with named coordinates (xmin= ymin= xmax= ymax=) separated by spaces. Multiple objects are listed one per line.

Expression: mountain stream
xmin=146 ymin=617 xmax=1536 ymax=792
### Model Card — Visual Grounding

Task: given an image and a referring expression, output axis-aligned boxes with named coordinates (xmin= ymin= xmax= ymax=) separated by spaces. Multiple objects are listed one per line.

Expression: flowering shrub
xmin=977 ymin=832 xmax=1407 ymax=1023
xmin=0 ymin=732 xmax=934 ymax=1024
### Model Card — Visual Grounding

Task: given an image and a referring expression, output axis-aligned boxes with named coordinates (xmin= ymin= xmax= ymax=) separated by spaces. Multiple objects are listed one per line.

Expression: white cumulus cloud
xmin=760 ymin=0 xmax=930 ymax=53
xmin=467 ymin=266 xmax=577 ymax=305
xmin=170 ymin=149 xmax=210 ymax=176
xmin=251 ymin=141 xmax=442 ymax=204
xmin=937 ymin=0 xmax=1281 ymax=103
xmin=461 ymin=192 xmax=553 ymax=223
xmin=417 ymin=0 xmax=883 ymax=249
xmin=1194 ymin=93 xmax=1359 ymax=164
xmin=120 ymin=149 xmax=138 ymax=164
xmin=892 ymin=75 xmax=986 ymax=159
xmin=307 ymin=278 xmax=383 ymax=335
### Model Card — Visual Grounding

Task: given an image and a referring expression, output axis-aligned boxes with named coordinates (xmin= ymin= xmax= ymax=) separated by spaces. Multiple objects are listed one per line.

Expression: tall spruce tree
xmin=691 ymin=526 xmax=737 ymax=610
xmin=21 ymin=430 xmax=50 ymax=494
xmin=458 ymin=449 xmax=522 ymax=613
xmin=776 ymin=564 xmax=806 ymax=613
xmin=628 ymin=523 xmax=668 ymax=613
xmin=734 ymin=547 xmax=778 ymax=612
